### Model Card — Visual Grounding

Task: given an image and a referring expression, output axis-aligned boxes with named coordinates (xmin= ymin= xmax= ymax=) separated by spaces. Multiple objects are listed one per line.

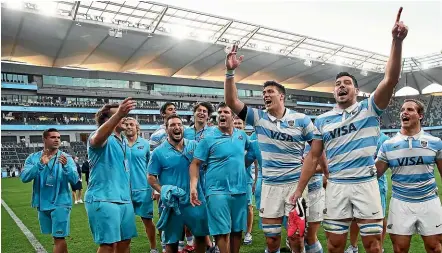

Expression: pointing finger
xmin=396 ymin=7 xmax=403 ymax=23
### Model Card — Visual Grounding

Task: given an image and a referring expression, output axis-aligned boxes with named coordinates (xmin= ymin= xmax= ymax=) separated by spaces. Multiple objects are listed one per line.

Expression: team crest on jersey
xmin=137 ymin=146 xmax=144 ymax=150
xmin=288 ymin=120 xmax=294 ymax=127
xmin=238 ymin=135 xmax=243 ymax=140
xmin=420 ymin=140 xmax=428 ymax=148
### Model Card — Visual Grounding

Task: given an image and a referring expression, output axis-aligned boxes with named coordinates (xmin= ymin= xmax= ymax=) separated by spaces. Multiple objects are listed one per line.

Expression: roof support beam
xmin=285 ymin=38 xmax=306 ymax=56
xmin=239 ymin=27 xmax=260 ymax=49
xmin=71 ymin=1 xmax=80 ymax=20
xmin=10 ymin=15 xmax=25 ymax=59
xmin=151 ymin=6 xmax=168 ymax=34
xmin=212 ymin=21 xmax=232 ymax=43
xmin=52 ymin=22 xmax=75 ymax=67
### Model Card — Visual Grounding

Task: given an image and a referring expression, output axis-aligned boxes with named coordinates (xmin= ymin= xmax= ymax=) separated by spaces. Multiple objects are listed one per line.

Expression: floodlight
xmin=360 ymin=70 xmax=368 ymax=76
xmin=304 ymin=59 xmax=312 ymax=67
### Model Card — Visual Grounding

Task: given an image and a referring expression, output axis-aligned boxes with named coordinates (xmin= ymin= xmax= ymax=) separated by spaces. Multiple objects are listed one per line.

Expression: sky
xmin=155 ymin=0 xmax=442 ymax=57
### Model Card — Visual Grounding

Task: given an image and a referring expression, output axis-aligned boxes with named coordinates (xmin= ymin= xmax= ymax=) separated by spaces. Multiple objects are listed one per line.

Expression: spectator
xmin=71 ymin=156 xmax=83 ymax=204
xmin=81 ymin=154 xmax=90 ymax=185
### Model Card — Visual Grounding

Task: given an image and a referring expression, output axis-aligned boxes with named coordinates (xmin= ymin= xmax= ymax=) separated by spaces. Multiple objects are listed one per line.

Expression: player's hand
xmin=59 ymin=154 xmax=68 ymax=167
xmin=392 ymin=7 xmax=408 ymax=41
xmin=152 ymin=191 xmax=160 ymax=201
xmin=116 ymin=97 xmax=136 ymax=118
xmin=40 ymin=149 xmax=51 ymax=165
xmin=289 ymin=190 xmax=302 ymax=205
xmin=190 ymin=188 xmax=201 ymax=207
xmin=225 ymin=44 xmax=244 ymax=70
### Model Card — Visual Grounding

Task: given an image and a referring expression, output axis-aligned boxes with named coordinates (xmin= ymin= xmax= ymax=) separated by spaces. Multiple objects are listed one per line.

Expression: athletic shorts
xmin=132 ymin=190 xmax=154 ymax=219
xmin=255 ymin=177 xmax=262 ymax=210
xmin=163 ymin=203 xmax=210 ymax=244
xmin=307 ymin=188 xmax=325 ymax=223
xmin=85 ymin=201 xmax=138 ymax=244
xmin=71 ymin=180 xmax=83 ymax=191
xmin=387 ymin=197 xmax=442 ymax=236
xmin=246 ymin=183 xmax=253 ymax=206
xmin=380 ymin=189 xmax=387 ymax=217
xmin=206 ymin=194 xmax=247 ymax=235
xmin=259 ymin=182 xmax=307 ymax=219
xmin=38 ymin=207 xmax=71 ymax=238
xmin=324 ymin=179 xmax=383 ymax=220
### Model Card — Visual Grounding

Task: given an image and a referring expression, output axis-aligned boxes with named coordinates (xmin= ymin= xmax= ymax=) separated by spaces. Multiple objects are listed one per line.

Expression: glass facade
xmin=153 ymin=84 xmax=253 ymax=97
xmin=43 ymin=75 xmax=134 ymax=89
xmin=1 ymin=73 xmax=30 ymax=84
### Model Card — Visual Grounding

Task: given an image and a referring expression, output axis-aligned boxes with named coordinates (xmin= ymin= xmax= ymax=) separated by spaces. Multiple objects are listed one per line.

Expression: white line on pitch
xmin=1 ymin=199 xmax=47 ymax=253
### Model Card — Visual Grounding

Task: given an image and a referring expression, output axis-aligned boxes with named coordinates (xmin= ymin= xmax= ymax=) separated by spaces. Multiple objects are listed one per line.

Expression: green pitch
xmin=2 ymin=170 xmax=441 ymax=253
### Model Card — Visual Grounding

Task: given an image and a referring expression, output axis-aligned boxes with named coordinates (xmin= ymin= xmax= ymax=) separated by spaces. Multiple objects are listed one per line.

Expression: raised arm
xmin=89 ymin=98 xmax=136 ymax=148
xmin=373 ymin=7 xmax=408 ymax=110
xmin=189 ymin=158 xmax=202 ymax=206
xmin=224 ymin=44 xmax=246 ymax=115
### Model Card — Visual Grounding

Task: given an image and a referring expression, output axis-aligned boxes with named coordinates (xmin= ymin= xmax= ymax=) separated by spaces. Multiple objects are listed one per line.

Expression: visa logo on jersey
xmin=329 ymin=123 xmax=357 ymax=139
xmin=397 ymin=156 xmax=424 ymax=166
xmin=270 ymin=130 xmax=295 ymax=142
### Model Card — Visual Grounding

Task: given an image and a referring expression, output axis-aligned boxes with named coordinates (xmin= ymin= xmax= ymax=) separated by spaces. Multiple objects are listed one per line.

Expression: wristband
xmin=226 ymin=69 xmax=235 ymax=79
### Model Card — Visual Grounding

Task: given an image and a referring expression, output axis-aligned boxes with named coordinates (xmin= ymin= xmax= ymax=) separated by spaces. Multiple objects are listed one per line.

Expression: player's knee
xmin=424 ymin=241 xmax=442 ymax=253
xmin=323 ymin=220 xmax=351 ymax=234
xmin=357 ymin=221 xmax=383 ymax=237
xmin=262 ymin=223 xmax=282 ymax=238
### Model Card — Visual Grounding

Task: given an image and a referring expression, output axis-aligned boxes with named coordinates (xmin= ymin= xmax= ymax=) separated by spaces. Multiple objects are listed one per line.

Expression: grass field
xmin=2 ymin=170 xmax=441 ymax=253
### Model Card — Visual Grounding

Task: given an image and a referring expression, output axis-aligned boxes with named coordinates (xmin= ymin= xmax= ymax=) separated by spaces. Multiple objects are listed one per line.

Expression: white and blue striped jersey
xmin=376 ymin=130 xmax=442 ymax=203
xmin=149 ymin=125 xmax=167 ymax=150
xmin=245 ymin=107 xmax=321 ymax=185
xmin=303 ymin=144 xmax=323 ymax=193
xmin=315 ymin=95 xmax=383 ymax=183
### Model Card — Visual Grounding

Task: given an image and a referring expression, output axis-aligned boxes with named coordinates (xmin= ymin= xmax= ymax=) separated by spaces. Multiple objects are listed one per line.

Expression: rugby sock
xmin=186 ymin=236 xmax=194 ymax=246
xmin=265 ymin=248 xmax=280 ymax=253
xmin=305 ymin=240 xmax=323 ymax=253
xmin=178 ymin=241 xmax=184 ymax=251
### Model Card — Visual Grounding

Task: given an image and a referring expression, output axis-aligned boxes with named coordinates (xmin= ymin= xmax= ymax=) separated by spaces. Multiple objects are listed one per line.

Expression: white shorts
xmin=259 ymin=182 xmax=307 ymax=219
xmin=324 ymin=179 xmax=383 ymax=220
xmin=387 ymin=197 xmax=442 ymax=236
xmin=307 ymin=189 xmax=325 ymax=223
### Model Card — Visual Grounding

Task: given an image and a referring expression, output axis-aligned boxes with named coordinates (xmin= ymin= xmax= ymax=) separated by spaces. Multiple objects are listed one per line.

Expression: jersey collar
xmin=333 ymin=102 xmax=359 ymax=115
xmin=397 ymin=129 xmax=424 ymax=140
xmin=267 ymin=108 xmax=289 ymax=122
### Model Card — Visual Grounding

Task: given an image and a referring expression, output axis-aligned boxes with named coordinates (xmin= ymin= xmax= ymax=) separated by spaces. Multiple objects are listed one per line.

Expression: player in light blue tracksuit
xmin=124 ymin=117 xmax=158 ymax=253
xmin=21 ymin=128 xmax=79 ymax=253
xmin=85 ymin=98 xmax=138 ymax=253
xmin=148 ymin=115 xmax=209 ymax=253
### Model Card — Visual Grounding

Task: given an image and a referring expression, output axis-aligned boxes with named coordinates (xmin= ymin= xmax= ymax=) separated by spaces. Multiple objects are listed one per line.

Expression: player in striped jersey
xmin=302 ymin=143 xmax=326 ymax=253
xmin=224 ymin=45 xmax=323 ymax=253
xmin=293 ymin=8 xmax=408 ymax=253
xmin=150 ymin=102 xmax=177 ymax=150
xmin=376 ymin=99 xmax=442 ymax=253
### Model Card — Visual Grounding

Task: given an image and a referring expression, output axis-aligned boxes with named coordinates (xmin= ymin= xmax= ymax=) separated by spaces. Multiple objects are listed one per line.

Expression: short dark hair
xmin=43 ymin=128 xmax=59 ymax=138
xmin=336 ymin=72 xmax=358 ymax=88
xmin=193 ymin=102 xmax=214 ymax=116
xmin=160 ymin=102 xmax=176 ymax=115
xmin=263 ymin=81 xmax=286 ymax=95
xmin=404 ymin=99 xmax=425 ymax=115
xmin=165 ymin=115 xmax=182 ymax=127
xmin=95 ymin=103 xmax=119 ymax=126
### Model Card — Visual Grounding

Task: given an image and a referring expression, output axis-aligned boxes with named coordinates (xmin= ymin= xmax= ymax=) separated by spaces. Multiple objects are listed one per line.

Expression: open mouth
xmin=338 ymin=90 xmax=348 ymax=96
xmin=401 ymin=116 xmax=410 ymax=122
xmin=264 ymin=99 xmax=272 ymax=106
xmin=219 ymin=118 xmax=227 ymax=123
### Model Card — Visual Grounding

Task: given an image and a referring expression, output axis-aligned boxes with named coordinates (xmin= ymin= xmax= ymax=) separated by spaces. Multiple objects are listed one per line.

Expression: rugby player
xmin=124 ymin=117 xmax=158 ymax=253
xmin=293 ymin=8 xmax=408 ymax=253
xmin=148 ymin=115 xmax=209 ymax=253
xmin=21 ymin=128 xmax=79 ymax=253
xmin=189 ymin=103 xmax=256 ymax=253
xmin=150 ymin=102 xmax=177 ymax=149
xmin=233 ymin=116 xmax=257 ymax=245
xmin=376 ymin=99 xmax=442 ymax=253
xmin=224 ymin=46 xmax=323 ymax=253
xmin=85 ymin=98 xmax=137 ymax=253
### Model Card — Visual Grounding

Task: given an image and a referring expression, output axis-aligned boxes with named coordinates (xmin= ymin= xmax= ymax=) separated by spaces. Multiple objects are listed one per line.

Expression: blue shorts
xmin=38 ymin=207 xmax=71 ymax=238
xmin=246 ymin=183 xmax=253 ymax=206
xmin=85 ymin=201 xmax=138 ymax=244
xmin=132 ymin=190 xmax=154 ymax=219
xmin=163 ymin=203 xmax=210 ymax=244
xmin=206 ymin=194 xmax=247 ymax=235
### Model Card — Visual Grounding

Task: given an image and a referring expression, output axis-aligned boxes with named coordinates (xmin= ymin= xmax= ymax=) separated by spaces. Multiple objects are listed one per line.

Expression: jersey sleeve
xmin=194 ymin=138 xmax=209 ymax=162
xmin=367 ymin=92 xmax=384 ymax=116
xmin=147 ymin=150 xmax=162 ymax=176
xmin=302 ymin=115 xmax=322 ymax=142
xmin=245 ymin=107 xmax=261 ymax=127
xmin=376 ymin=142 xmax=389 ymax=163
xmin=435 ymin=139 xmax=442 ymax=160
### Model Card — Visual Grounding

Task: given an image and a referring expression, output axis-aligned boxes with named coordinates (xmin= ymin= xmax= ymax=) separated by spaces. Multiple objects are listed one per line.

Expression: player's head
xmin=160 ymin=102 xmax=177 ymax=122
xmin=73 ymin=156 xmax=79 ymax=163
xmin=217 ymin=102 xmax=234 ymax=131
xmin=400 ymin=99 xmax=424 ymax=129
xmin=123 ymin=117 xmax=140 ymax=138
xmin=193 ymin=102 xmax=214 ymax=126
xmin=42 ymin=128 xmax=60 ymax=150
xmin=233 ymin=116 xmax=245 ymax=130
xmin=263 ymin=81 xmax=286 ymax=111
xmin=166 ymin=115 xmax=184 ymax=143
xmin=334 ymin=72 xmax=359 ymax=107
xmin=95 ymin=103 xmax=122 ymax=127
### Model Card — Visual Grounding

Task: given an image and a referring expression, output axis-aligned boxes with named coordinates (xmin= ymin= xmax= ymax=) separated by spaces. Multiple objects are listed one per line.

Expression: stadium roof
xmin=1 ymin=1 xmax=442 ymax=94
